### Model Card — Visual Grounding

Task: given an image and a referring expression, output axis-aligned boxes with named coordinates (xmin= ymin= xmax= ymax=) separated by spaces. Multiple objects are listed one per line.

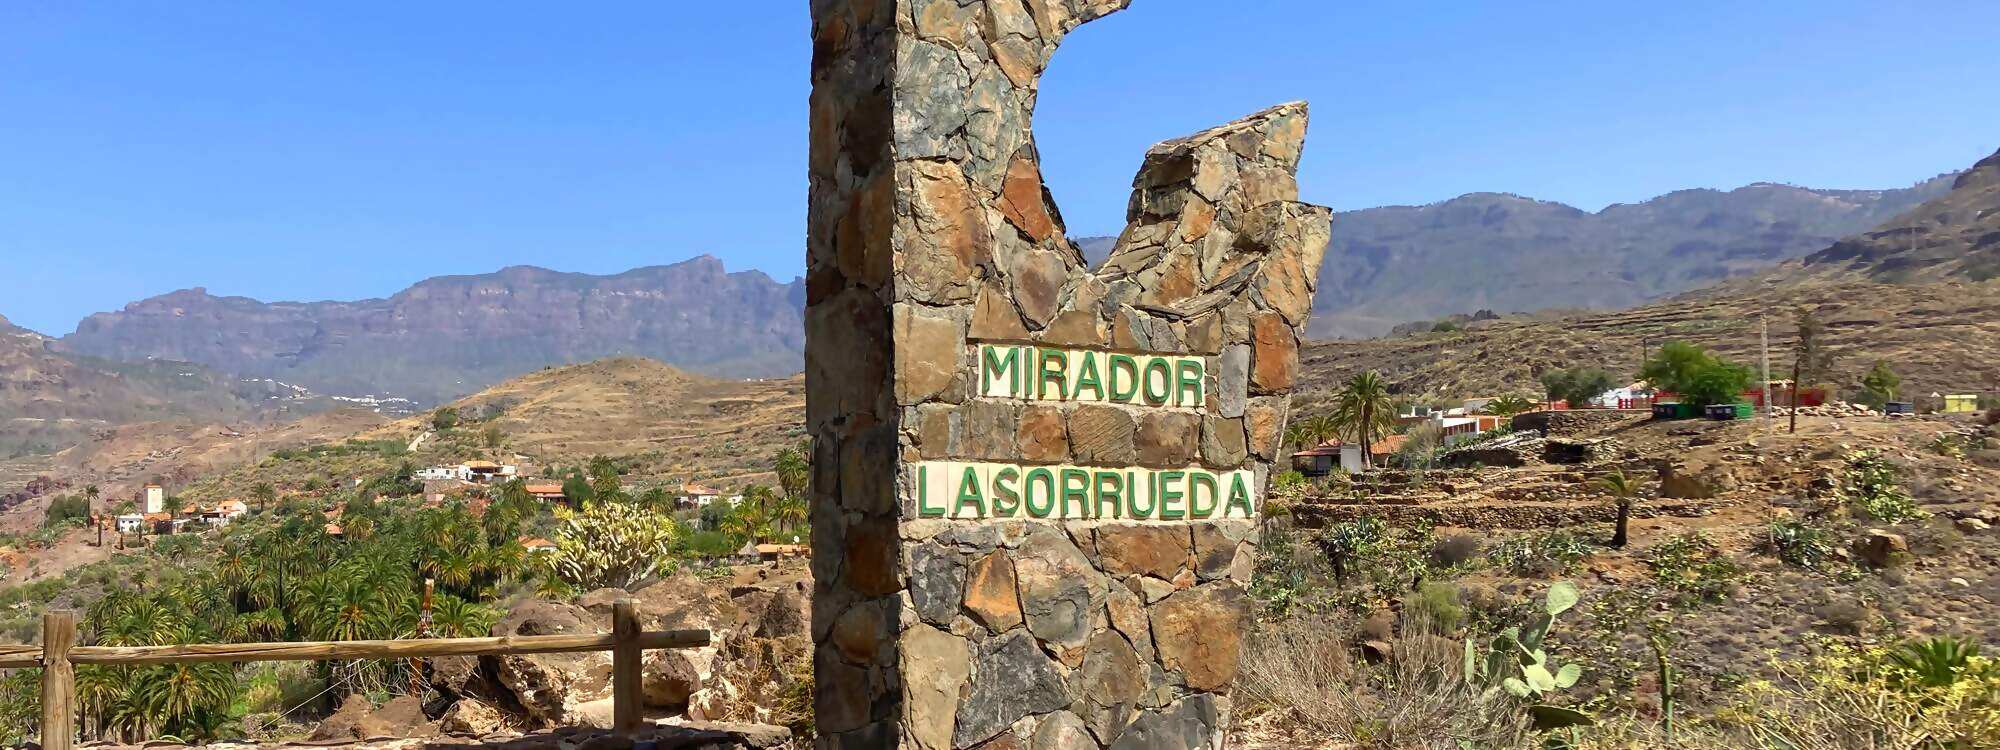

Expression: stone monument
xmin=805 ymin=2 xmax=1330 ymax=748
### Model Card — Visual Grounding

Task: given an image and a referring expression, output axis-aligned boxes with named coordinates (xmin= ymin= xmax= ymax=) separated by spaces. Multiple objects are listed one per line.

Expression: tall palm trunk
xmin=1358 ymin=403 xmax=1373 ymax=469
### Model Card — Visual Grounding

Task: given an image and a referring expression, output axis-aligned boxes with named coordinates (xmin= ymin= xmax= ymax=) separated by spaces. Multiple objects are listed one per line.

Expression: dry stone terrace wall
xmin=805 ymin=2 xmax=1329 ymax=748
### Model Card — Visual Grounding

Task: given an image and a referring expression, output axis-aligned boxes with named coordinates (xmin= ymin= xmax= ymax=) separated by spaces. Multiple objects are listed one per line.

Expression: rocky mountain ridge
xmin=1789 ymin=147 xmax=2000 ymax=283
xmin=59 ymin=256 xmax=807 ymax=406
xmin=1084 ymin=173 xmax=1958 ymax=338
xmin=1298 ymin=147 xmax=2000 ymax=403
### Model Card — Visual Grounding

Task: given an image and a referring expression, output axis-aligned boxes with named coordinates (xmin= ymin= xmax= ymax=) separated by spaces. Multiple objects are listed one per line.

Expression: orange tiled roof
xmin=1294 ymin=435 xmax=1408 ymax=457
xmin=524 ymin=483 xmax=564 ymax=495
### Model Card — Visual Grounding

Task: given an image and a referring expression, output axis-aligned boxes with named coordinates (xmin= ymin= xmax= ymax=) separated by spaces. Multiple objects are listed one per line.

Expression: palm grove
xmin=0 ymin=439 xmax=812 ymax=745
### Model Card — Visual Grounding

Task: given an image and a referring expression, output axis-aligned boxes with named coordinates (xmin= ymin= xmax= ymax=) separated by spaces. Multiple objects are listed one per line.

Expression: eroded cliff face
xmin=60 ymin=256 xmax=806 ymax=405
xmin=1799 ymin=147 xmax=2000 ymax=283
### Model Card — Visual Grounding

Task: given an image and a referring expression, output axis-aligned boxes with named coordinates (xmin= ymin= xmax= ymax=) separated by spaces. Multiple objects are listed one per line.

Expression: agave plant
xmin=1462 ymin=581 xmax=1593 ymax=731
xmin=1888 ymin=635 xmax=1981 ymax=688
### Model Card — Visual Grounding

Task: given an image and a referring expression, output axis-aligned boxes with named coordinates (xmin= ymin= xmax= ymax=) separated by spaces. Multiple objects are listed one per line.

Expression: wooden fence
xmin=4 ymin=601 xmax=709 ymax=750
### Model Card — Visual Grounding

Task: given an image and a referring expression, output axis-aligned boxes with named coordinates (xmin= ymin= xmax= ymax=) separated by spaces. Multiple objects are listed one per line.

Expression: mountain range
xmin=4 ymin=155 xmax=1986 ymax=462
xmin=1087 ymin=173 xmax=1959 ymax=338
xmin=57 ymin=256 xmax=806 ymax=407
xmin=1301 ymin=147 xmax=2000 ymax=404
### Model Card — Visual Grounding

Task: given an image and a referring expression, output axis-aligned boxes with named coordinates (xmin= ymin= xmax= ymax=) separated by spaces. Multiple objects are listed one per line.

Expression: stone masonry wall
xmin=806 ymin=2 xmax=1330 ymax=749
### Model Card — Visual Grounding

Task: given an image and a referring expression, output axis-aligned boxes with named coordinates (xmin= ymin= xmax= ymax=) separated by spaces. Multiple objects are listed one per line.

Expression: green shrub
xmin=1643 ymin=532 xmax=1743 ymax=601
xmin=1765 ymin=519 xmax=1837 ymax=570
xmin=1493 ymin=531 xmax=1590 ymax=577
xmin=1406 ymin=581 xmax=1466 ymax=633
xmin=1838 ymin=451 xmax=1925 ymax=524
xmin=42 ymin=495 xmax=91 ymax=528
xmin=680 ymin=529 xmax=742 ymax=560
xmin=1541 ymin=368 xmax=1617 ymax=407
xmin=1640 ymin=341 xmax=1753 ymax=407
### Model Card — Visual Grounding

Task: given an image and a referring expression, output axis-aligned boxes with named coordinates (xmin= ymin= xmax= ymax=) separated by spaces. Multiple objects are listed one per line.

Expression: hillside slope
xmin=60 ymin=256 xmax=806 ymax=406
xmin=1309 ymin=177 xmax=1955 ymax=338
xmin=1792 ymin=148 xmax=2000 ymax=283
xmin=395 ymin=357 xmax=805 ymax=484
xmin=0 ymin=314 xmax=314 ymax=460
xmin=1297 ymin=150 xmax=2000 ymax=406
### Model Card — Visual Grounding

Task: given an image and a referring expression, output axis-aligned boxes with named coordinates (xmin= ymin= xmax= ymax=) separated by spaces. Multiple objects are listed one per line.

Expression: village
xmin=86 ymin=458 xmax=807 ymax=566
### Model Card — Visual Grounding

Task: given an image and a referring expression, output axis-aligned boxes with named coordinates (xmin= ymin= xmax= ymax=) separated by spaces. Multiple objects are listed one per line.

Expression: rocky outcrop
xmin=427 ymin=566 xmax=810 ymax=734
xmin=311 ymin=695 xmax=439 ymax=742
xmin=1799 ymin=147 xmax=2000 ymax=284
xmin=155 ymin=723 xmax=791 ymax=750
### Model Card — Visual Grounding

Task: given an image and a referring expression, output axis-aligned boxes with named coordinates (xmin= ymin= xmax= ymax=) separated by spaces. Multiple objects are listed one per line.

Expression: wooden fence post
xmin=42 ymin=610 xmax=78 ymax=750
xmin=611 ymin=599 xmax=641 ymax=735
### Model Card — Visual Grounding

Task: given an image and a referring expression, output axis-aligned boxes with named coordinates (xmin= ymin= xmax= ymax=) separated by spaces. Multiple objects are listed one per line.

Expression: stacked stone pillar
xmin=806 ymin=2 xmax=1330 ymax=748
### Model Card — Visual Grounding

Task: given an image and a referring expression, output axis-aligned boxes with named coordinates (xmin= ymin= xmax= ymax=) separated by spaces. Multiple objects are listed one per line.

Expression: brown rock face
xmin=1000 ymin=157 xmax=1058 ymax=242
xmin=1017 ymin=405 xmax=1070 ymax=463
xmin=1250 ymin=312 xmax=1298 ymax=393
xmin=1096 ymin=524 xmax=1193 ymax=580
xmin=963 ymin=552 xmax=1025 ymax=630
xmin=896 ymin=307 xmax=964 ymax=404
xmin=1136 ymin=411 xmax=1200 ymax=467
xmin=1069 ymin=405 xmax=1138 ymax=465
xmin=1149 ymin=585 xmax=1247 ymax=692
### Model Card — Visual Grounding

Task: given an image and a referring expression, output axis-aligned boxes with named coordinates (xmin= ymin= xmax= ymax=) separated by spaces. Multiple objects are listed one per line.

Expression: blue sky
xmin=3 ymin=1 xmax=1997 ymax=335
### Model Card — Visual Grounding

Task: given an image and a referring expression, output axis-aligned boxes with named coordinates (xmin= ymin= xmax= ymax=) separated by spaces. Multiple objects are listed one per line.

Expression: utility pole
xmin=1760 ymin=315 xmax=1772 ymax=431
xmin=1800 ymin=356 xmax=1816 ymax=434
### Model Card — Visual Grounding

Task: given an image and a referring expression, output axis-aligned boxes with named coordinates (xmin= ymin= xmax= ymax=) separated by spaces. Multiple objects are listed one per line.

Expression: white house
xmin=199 ymin=500 xmax=250 ymax=527
xmin=1589 ymin=381 xmax=1654 ymax=409
xmin=417 ymin=462 xmax=519 ymax=483
xmin=676 ymin=482 xmax=724 ymax=509
xmin=141 ymin=483 xmax=166 ymax=515
xmin=116 ymin=514 xmax=147 ymax=534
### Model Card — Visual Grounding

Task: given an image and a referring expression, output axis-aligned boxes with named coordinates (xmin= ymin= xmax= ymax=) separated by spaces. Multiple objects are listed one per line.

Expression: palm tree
xmin=86 ymin=484 xmax=103 ymax=546
xmin=773 ymin=442 xmax=810 ymax=503
xmin=250 ymin=482 xmax=276 ymax=512
xmin=1303 ymin=414 xmax=1340 ymax=446
xmin=1330 ymin=371 xmax=1396 ymax=470
xmin=1484 ymin=394 xmax=1535 ymax=417
xmin=773 ymin=495 xmax=808 ymax=541
xmin=431 ymin=596 xmax=498 ymax=638
xmin=1283 ymin=423 xmax=1315 ymax=454
xmin=315 ymin=572 xmax=387 ymax=642
xmin=1595 ymin=470 xmax=1642 ymax=548
xmin=724 ymin=486 xmax=777 ymax=544
xmin=75 ymin=665 xmax=127 ymax=741
xmin=129 ymin=654 xmax=235 ymax=741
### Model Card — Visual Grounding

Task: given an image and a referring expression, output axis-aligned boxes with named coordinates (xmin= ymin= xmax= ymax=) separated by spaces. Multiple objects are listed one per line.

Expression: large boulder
xmin=438 ymin=697 xmax=508 ymax=736
xmin=1855 ymin=529 xmax=1910 ymax=567
xmin=310 ymin=694 xmax=438 ymax=741
xmin=491 ymin=599 xmax=615 ymax=726
xmin=1658 ymin=461 xmax=1738 ymax=499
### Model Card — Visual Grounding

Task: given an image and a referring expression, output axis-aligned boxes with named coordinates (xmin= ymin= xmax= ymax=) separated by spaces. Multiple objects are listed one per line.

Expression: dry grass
xmin=1236 ymin=617 xmax=2000 ymax=750
xmin=1237 ymin=617 xmax=1533 ymax=749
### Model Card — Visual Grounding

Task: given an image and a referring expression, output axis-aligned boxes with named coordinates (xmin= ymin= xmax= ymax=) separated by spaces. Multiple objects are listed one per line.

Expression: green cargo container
xmin=1704 ymin=402 xmax=1754 ymax=420
xmin=1652 ymin=402 xmax=1701 ymax=420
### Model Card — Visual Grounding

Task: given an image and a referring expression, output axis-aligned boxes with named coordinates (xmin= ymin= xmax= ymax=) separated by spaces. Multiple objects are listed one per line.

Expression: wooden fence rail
xmin=5 ymin=600 xmax=709 ymax=750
